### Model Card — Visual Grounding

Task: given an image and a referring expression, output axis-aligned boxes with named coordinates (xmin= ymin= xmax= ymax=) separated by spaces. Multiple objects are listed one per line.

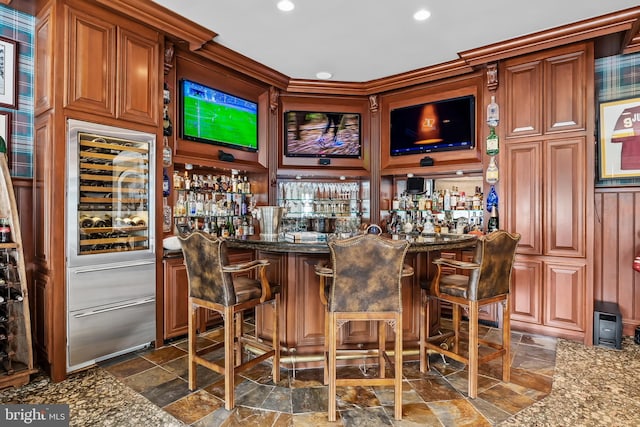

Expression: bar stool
xmin=315 ymin=231 xmax=412 ymax=421
xmin=178 ymin=231 xmax=280 ymax=410
xmin=419 ymin=230 xmax=520 ymax=398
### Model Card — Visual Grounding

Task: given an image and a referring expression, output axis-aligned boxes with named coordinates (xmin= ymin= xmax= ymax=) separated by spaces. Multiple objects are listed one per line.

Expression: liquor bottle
xmin=487 ymin=205 xmax=499 ymax=232
xmin=486 ymin=156 xmax=499 ymax=184
xmin=0 ymin=218 xmax=11 ymax=243
xmin=486 ymin=126 xmax=499 ymax=156
xmin=162 ymin=136 xmax=173 ymax=167
xmin=163 ymin=105 xmax=173 ymax=136
xmin=487 ymin=95 xmax=499 ymax=127
xmin=486 ymin=185 xmax=498 ymax=212
xmin=162 ymin=168 xmax=170 ymax=197
xmin=0 ymin=135 xmax=6 ymax=155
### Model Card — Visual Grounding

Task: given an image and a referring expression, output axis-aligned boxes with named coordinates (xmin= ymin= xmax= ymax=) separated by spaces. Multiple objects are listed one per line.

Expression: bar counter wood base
xmin=226 ymin=234 xmax=477 ymax=370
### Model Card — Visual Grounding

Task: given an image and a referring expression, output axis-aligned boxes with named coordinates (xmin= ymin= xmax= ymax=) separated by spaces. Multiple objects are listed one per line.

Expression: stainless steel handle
xmin=72 ymin=261 xmax=154 ymax=274
xmin=73 ymin=297 xmax=155 ymax=318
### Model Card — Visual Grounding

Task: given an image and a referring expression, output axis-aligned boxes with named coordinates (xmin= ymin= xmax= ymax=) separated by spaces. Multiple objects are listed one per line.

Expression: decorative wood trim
xmin=163 ymin=40 xmax=174 ymax=75
xmin=459 ymin=7 xmax=639 ymax=66
xmin=486 ymin=63 xmax=498 ymax=92
xmin=622 ymin=17 xmax=640 ymax=54
xmin=93 ymin=0 xmax=215 ymax=51
xmin=368 ymin=95 xmax=378 ymax=113
xmin=197 ymin=43 xmax=290 ymax=90
xmin=269 ymin=86 xmax=279 ymax=114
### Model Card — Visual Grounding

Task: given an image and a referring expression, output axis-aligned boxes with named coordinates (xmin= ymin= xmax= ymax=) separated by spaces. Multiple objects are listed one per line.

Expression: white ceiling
xmin=152 ymin=0 xmax=639 ymax=82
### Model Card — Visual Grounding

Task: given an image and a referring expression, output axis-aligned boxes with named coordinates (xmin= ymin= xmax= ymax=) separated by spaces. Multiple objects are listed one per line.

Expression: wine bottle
xmin=486 ymin=126 xmax=499 ymax=156
xmin=486 ymin=185 xmax=498 ymax=212
xmin=487 ymin=205 xmax=499 ymax=233
xmin=8 ymin=287 xmax=23 ymax=302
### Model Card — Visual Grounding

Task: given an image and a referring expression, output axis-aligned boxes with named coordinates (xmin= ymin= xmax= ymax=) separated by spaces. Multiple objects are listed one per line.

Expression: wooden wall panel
xmin=594 ymin=190 xmax=640 ymax=335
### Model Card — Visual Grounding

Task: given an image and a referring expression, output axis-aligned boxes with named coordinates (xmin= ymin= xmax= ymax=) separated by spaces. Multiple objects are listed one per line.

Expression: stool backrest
xmin=327 ymin=234 xmax=409 ymax=313
xmin=178 ymin=231 xmax=237 ymax=306
xmin=469 ymin=230 xmax=521 ymax=301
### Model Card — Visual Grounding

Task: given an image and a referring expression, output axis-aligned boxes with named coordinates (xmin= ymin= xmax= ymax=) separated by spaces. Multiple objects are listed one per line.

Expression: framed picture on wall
xmin=0 ymin=111 xmax=11 ymax=164
xmin=598 ymin=97 xmax=640 ymax=181
xmin=0 ymin=36 xmax=17 ymax=109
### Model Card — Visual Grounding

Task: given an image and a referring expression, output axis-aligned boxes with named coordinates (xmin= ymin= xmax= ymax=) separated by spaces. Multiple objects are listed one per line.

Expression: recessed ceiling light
xmin=413 ymin=9 xmax=431 ymax=21
xmin=277 ymin=0 xmax=295 ymax=12
xmin=316 ymin=71 xmax=333 ymax=80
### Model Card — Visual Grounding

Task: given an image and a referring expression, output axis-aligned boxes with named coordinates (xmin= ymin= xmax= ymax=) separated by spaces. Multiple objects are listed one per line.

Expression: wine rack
xmin=76 ymin=132 xmax=151 ymax=255
xmin=0 ymin=155 xmax=36 ymax=389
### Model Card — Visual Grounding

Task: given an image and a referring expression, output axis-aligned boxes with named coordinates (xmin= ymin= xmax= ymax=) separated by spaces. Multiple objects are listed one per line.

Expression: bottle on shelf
xmin=163 ymin=168 xmax=170 ymax=197
xmin=487 ymin=205 xmax=499 ymax=232
xmin=486 ymin=126 xmax=499 ymax=156
xmin=487 ymin=95 xmax=500 ymax=127
xmin=486 ymin=156 xmax=499 ymax=184
xmin=0 ymin=218 xmax=11 ymax=243
xmin=486 ymin=185 xmax=498 ymax=212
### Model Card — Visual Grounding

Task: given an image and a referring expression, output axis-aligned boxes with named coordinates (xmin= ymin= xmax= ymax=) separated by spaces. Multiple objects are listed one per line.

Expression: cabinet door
xmin=65 ymin=5 xmax=116 ymax=116
xmin=544 ymin=137 xmax=585 ymax=257
xmin=504 ymin=59 xmax=542 ymax=138
xmin=544 ymin=50 xmax=586 ymax=133
xmin=544 ymin=260 xmax=586 ymax=332
xmin=510 ymin=258 xmax=543 ymax=324
xmin=117 ymin=26 xmax=160 ymax=125
xmin=163 ymin=258 xmax=189 ymax=339
xmin=504 ymin=141 xmax=542 ymax=255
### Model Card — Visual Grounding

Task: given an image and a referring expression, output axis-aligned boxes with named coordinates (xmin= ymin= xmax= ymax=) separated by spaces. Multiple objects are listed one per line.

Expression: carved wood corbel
xmin=487 ymin=63 xmax=498 ymax=92
xmin=164 ymin=40 xmax=175 ymax=75
xmin=369 ymin=94 xmax=379 ymax=113
xmin=269 ymin=87 xmax=279 ymax=114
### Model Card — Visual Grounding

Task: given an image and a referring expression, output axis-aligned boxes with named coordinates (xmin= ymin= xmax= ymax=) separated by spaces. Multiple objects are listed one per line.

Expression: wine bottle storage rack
xmin=77 ymin=132 xmax=150 ymax=255
xmin=0 ymin=155 xmax=36 ymax=389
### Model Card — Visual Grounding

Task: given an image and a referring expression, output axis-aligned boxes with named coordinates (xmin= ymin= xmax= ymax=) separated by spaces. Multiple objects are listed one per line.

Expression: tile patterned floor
xmin=97 ymin=323 xmax=557 ymax=426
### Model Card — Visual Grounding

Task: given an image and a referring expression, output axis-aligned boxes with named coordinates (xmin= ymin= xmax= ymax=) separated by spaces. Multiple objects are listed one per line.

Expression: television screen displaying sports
xmin=390 ymin=95 xmax=475 ymax=156
xmin=284 ymin=111 xmax=361 ymax=158
xmin=179 ymin=79 xmax=258 ymax=152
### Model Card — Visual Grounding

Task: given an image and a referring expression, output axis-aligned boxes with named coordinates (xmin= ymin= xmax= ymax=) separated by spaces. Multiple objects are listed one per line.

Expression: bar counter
xmin=225 ymin=232 xmax=477 ymax=253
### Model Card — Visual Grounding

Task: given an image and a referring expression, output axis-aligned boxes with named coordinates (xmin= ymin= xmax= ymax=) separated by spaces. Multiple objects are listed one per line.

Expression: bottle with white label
xmin=487 ymin=95 xmax=499 ymax=127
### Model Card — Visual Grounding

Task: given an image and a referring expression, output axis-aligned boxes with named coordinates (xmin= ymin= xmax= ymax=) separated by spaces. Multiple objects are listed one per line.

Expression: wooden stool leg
xmin=272 ymin=297 xmax=280 ymax=383
xmin=419 ymin=292 xmax=428 ymax=373
xmin=188 ymin=301 xmax=198 ymax=391
xmin=224 ymin=306 xmax=235 ymax=410
xmin=378 ymin=320 xmax=386 ymax=379
xmin=328 ymin=312 xmax=338 ymax=422
xmin=453 ymin=304 xmax=461 ymax=352
xmin=502 ymin=298 xmax=511 ymax=382
xmin=468 ymin=300 xmax=479 ymax=399
xmin=394 ymin=314 xmax=403 ymax=421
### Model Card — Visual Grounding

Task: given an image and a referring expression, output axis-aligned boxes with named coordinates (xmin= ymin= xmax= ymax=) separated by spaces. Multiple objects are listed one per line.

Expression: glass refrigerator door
xmin=76 ymin=131 xmax=151 ymax=256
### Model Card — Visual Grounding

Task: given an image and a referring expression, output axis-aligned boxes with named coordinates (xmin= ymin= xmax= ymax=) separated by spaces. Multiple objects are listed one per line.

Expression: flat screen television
xmin=284 ymin=111 xmax=361 ymax=158
xmin=179 ymin=79 xmax=258 ymax=152
xmin=390 ymin=95 xmax=475 ymax=156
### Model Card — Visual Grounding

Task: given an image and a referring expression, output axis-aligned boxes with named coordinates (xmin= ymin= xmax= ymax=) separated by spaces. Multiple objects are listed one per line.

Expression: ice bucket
xmin=256 ymin=206 xmax=286 ymax=238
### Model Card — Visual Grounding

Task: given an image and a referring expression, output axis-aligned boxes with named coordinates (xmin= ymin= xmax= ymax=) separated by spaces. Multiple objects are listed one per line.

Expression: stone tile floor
xmin=98 ymin=322 xmax=556 ymax=426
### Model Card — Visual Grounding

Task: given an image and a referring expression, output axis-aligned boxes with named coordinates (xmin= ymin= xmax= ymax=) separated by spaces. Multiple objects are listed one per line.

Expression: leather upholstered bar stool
xmin=316 ymin=232 xmax=412 ymax=421
xmin=419 ymin=230 xmax=520 ymax=398
xmin=178 ymin=231 xmax=280 ymax=410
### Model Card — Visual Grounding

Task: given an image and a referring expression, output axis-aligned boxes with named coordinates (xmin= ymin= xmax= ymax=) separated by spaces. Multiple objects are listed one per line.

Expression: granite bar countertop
xmin=164 ymin=233 xmax=477 ymax=257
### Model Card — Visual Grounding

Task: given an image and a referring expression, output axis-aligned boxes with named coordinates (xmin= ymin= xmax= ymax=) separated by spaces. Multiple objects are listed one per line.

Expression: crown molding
xmin=94 ymin=0 xmax=215 ymax=51
xmin=459 ymin=6 xmax=640 ymax=66
xmin=197 ymin=43 xmax=290 ymax=90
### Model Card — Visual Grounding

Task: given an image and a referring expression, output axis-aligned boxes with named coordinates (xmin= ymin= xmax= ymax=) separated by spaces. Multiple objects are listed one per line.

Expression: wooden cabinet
xmin=162 ymin=257 xmax=189 ymax=339
xmin=64 ymin=1 xmax=160 ymax=125
xmin=501 ymin=42 xmax=593 ymax=342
